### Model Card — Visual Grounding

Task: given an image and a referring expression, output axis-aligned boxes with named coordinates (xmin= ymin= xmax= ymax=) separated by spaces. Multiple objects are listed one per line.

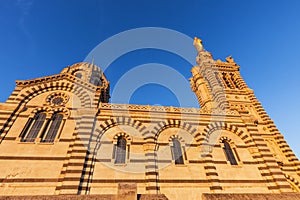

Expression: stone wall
xmin=0 ymin=194 xmax=168 ymax=200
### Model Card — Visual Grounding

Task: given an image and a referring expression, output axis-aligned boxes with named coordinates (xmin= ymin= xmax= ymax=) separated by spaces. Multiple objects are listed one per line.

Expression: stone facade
xmin=0 ymin=38 xmax=299 ymax=199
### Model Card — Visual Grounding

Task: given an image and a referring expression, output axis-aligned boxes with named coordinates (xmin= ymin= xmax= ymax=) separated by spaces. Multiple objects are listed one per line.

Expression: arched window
xmin=89 ymin=75 xmax=101 ymax=86
xmin=115 ymin=136 xmax=127 ymax=164
xmin=41 ymin=113 xmax=63 ymax=143
xmin=75 ymin=73 xmax=82 ymax=79
xmin=171 ymin=138 xmax=184 ymax=165
xmin=223 ymin=141 xmax=238 ymax=165
xmin=230 ymin=73 xmax=240 ymax=89
xmin=21 ymin=112 xmax=46 ymax=142
xmin=222 ymin=72 xmax=235 ymax=89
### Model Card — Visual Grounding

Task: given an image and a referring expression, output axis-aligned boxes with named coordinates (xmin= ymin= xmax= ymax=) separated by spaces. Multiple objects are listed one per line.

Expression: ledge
xmin=202 ymin=193 xmax=300 ymax=200
xmin=0 ymin=194 xmax=169 ymax=200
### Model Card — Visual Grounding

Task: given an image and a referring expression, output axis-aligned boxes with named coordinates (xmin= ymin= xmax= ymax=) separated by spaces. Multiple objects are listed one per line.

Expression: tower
xmin=190 ymin=37 xmax=300 ymax=193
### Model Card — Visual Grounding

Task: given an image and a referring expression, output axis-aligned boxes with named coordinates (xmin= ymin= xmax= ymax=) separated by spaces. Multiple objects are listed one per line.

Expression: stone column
xmin=143 ymin=143 xmax=159 ymax=194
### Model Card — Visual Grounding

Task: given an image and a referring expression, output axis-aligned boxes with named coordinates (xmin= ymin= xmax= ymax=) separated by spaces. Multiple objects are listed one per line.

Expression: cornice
xmin=98 ymin=103 xmax=239 ymax=116
xmin=15 ymin=73 xmax=105 ymax=92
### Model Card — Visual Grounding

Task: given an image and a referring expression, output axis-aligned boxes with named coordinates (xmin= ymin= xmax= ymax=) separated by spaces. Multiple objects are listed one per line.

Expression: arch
xmin=15 ymin=79 xmax=92 ymax=108
xmin=70 ymin=68 xmax=86 ymax=79
xmin=284 ymin=174 xmax=300 ymax=192
xmin=31 ymin=106 xmax=53 ymax=117
xmin=93 ymin=117 xmax=147 ymax=161
xmin=31 ymin=106 xmax=70 ymax=119
xmin=96 ymin=116 xmax=147 ymax=142
xmin=92 ymin=117 xmax=148 ymax=169
xmin=202 ymin=122 xmax=254 ymax=146
xmin=52 ymin=107 xmax=70 ymax=119
xmin=60 ymin=62 xmax=109 ymax=90
xmin=198 ymin=122 xmax=254 ymax=159
xmin=60 ymin=62 xmax=90 ymax=74
xmin=144 ymin=119 xmax=197 ymax=143
xmin=113 ymin=132 xmax=132 ymax=144
xmin=169 ymin=134 xmax=185 ymax=143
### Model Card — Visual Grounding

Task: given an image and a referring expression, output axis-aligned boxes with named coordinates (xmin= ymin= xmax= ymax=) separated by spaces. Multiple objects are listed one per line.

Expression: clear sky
xmin=0 ymin=0 xmax=300 ymax=158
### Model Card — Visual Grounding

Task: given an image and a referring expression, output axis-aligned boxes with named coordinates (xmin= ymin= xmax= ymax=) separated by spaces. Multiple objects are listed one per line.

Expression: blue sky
xmin=0 ymin=0 xmax=300 ymax=157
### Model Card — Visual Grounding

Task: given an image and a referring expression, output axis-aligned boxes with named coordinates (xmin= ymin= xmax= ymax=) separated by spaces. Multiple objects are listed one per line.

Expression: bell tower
xmin=190 ymin=38 xmax=300 ymax=192
xmin=190 ymin=37 xmax=262 ymax=119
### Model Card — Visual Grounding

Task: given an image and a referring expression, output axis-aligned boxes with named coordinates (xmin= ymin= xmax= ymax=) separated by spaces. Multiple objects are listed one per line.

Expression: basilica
xmin=0 ymin=38 xmax=299 ymax=199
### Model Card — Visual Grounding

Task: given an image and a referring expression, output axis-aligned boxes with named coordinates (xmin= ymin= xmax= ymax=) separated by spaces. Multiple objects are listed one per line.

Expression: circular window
xmin=51 ymin=97 xmax=64 ymax=105
xmin=46 ymin=92 xmax=69 ymax=107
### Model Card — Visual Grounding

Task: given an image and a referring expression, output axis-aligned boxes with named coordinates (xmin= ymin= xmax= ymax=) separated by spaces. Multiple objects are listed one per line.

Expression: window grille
xmin=21 ymin=112 xmax=46 ymax=142
xmin=115 ymin=137 xmax=126 ymax=164
xmin=41 ymin=113 xmax=63 ymax=143
xmin=172 ymin=138 xmax=184 ymax=165
xmin=223 ymin=141 xmax=238 ymax=165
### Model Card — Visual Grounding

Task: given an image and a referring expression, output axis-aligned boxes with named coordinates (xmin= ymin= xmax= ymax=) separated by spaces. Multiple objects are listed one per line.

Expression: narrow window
xmin=19 ymin=118 xmax=33 ymax=139
xmin=223 ymin=141 xmax=238 ymax=165
xmin=41 ymin=113 xmax=63 ymax=143
xmin=222 ymin=73 xmax=235 ymax=89
xmin=115 ymin=136 xmax=126 ymax=164
xmin=21 ymin=112 xmax=46 ymax=142
xmin=230 ymin=73 xmax=240 ymax=89
xmin=172 ymin=138 xmax=184 ymax=165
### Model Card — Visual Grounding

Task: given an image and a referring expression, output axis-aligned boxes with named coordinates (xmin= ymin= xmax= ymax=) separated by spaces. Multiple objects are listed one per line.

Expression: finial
xmin=225 ymin=56 xmax=235 ymax=63
xmin=193 ymin=37 xmax=204 ymax=52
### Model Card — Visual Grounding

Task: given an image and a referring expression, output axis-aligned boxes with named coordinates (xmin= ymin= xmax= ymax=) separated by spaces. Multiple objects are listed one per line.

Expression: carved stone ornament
xmin=46 ymin=92 xmax=69 ymax=107
xmin=226 ymin=56 xmax=235 ymax=63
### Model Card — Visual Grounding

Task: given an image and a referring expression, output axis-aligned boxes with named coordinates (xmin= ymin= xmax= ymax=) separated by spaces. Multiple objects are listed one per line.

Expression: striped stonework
xmin=0 ymin=41 xmax=299 ymax=200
